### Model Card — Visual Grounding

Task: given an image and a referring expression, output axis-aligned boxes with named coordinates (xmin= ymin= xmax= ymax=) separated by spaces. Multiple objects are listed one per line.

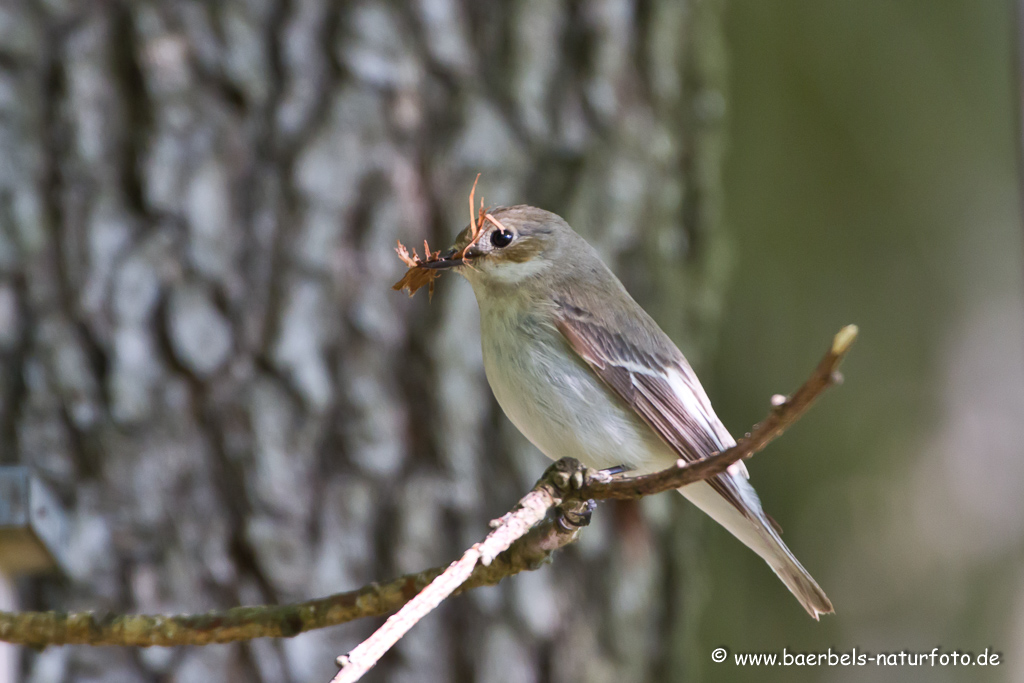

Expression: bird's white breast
xmin=478 ymin=300 xmax=673 ymax=473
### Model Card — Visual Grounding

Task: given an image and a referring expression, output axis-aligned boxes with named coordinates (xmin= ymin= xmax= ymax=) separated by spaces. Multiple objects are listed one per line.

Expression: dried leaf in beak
xmin=392 ymin=174 xmax=494 ymax=298
xmin=392 ymin=240 xmax=444 ymax=298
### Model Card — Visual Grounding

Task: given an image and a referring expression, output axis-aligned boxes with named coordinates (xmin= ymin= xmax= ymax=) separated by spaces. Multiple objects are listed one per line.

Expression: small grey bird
xmin=422 ymin=204 xmax=833 ymax=618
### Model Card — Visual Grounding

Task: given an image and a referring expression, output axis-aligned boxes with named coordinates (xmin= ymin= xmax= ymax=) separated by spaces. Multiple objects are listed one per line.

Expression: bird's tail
xmin=679 ymin=478 xmax=834 ymax=619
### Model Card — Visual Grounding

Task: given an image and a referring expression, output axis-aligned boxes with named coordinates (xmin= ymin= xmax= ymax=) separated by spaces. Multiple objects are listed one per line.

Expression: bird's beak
xmin=421 ymin=244 xmax=481 ymax=269
xmin=420 ymin=247 xmax=461 ymax=269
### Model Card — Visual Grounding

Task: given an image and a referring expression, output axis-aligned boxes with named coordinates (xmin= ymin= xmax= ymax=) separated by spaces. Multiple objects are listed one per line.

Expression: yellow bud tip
xmin=831 ymin=325 xmax=859 ymax=355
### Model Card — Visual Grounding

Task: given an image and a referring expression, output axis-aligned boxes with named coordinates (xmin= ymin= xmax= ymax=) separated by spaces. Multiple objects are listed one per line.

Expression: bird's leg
xmin=534 ymin=460 xmax=630 ymax=529
xmin=533 ymin=458 xmax=599 ymax=529
xmin=554 ymin=465 xmax=631 ymax=529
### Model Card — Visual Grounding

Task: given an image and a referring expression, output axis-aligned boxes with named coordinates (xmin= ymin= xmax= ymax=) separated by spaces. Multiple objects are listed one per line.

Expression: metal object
xmin=0 ymin=466 xmax=68 ymax=575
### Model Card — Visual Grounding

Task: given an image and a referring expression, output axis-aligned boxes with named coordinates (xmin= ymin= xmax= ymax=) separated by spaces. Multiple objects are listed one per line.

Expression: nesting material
xmin=392 ymin=175 xmax=506 ymax=298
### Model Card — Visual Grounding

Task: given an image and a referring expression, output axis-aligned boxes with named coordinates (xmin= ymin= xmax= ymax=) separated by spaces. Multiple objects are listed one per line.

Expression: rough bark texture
xmin=0 ymin=1 xmax=728 ymax=681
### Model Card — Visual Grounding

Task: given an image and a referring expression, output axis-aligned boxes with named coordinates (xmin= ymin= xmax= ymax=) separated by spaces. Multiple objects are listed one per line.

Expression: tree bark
xmin=0 ymin=0 xmax=729 ymax=681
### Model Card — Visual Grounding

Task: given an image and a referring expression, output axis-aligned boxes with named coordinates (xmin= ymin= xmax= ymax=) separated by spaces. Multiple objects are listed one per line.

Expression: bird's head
xmin=422 ymin=205 xmax=574 ymax=291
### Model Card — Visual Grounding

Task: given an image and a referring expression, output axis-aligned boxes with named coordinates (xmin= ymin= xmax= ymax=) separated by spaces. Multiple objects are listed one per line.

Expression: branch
xmin=0 ymin=325 xmax=857 ymax=671
xmin=330 ymin=324 xmax=858 ymax=681
xmin=0 ymin=493 xmax=588 ymax=648
xmin=332 ymin=465 xmax=592 ymax=683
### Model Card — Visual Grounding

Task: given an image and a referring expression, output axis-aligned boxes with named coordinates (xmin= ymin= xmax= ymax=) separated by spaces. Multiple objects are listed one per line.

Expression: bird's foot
xmin=543 ymin=457 xmax=589 ymax=492
xmin=555 ymin=498 xmax=597 ymax=530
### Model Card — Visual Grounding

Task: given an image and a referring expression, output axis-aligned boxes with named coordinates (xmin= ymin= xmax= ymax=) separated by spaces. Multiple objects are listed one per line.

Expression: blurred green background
xmin=702 ymin=1 xmax=1023 ymax=681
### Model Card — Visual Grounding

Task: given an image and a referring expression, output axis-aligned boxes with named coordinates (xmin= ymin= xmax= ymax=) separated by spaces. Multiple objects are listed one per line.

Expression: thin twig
xmin=331 ymin=463 xmax=588 ymax=683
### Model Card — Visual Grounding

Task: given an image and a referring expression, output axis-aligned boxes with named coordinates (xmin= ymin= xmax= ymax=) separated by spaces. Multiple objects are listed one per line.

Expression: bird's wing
xmin=553 ymin=300 xmax=765 ymax=526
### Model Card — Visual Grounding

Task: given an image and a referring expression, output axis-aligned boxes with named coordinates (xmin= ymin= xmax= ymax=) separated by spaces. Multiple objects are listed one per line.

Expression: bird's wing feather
xmin=554 ymin=300 xmax=767 ymax=527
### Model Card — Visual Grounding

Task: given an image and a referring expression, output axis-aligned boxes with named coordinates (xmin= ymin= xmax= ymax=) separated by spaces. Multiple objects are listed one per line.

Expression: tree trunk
xmin=0 ymin=1 xmax=729 ymax=681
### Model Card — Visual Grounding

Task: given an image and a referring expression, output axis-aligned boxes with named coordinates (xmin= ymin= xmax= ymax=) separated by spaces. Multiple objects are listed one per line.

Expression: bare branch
xmin=0 ymin=325 xmax=857 ymax=671
xmin=332 ymin=464 xmax=590 ymax=683
xmin=0 ymin=489 xmax=588 ymax=649
xmin=328 ymin=325 xmax=858 ymax=681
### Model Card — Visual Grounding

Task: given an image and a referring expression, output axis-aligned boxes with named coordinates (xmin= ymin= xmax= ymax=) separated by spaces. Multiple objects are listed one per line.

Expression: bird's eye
xmin=490 ymin=229 xmax=514 ymax=248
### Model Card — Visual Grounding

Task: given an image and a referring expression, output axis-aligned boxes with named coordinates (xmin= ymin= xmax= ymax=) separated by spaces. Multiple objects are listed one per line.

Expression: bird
xmin=419 ymin=204 xmax=833 ymax=619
